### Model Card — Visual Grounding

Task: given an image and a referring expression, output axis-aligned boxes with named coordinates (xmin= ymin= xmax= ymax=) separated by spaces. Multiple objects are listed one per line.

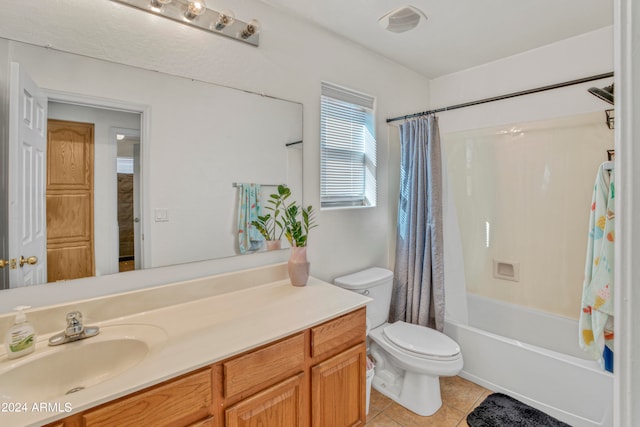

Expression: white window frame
xmin=320 ymin=82 xmax=377 ymax=209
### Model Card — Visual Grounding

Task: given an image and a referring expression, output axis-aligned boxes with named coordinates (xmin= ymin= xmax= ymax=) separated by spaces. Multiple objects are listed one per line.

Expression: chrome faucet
xmin=48 ymin=311 xmax=100 ymax=346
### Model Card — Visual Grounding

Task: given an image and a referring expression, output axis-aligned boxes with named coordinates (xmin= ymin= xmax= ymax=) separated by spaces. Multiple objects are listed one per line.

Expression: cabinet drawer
xmin=223 ymin=333 xmax=305 ymax=398
xmin=311 ymin=308 xmax=366 ymax=358
xmin=82 ymin=369 xmax=212 ymax=426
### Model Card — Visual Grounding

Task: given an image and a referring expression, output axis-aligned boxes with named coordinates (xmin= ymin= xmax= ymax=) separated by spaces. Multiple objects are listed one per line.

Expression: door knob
xmin=19 ymin=256 xmax=38 ymax=267
xmin=1 ymin=259 xmax=17 ymax=269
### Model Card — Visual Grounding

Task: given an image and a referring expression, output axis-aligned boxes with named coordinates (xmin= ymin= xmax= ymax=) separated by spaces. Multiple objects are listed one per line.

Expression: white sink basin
xmin=0 ymin=324 xmax=167 ymax=402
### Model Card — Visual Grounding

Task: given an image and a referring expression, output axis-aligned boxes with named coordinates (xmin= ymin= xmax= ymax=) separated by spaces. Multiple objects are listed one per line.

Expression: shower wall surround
xmin=444 ymin=112 xmax=613 ymax=318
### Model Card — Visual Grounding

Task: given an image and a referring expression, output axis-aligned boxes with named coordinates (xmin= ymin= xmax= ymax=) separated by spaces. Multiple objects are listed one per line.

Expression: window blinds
xmin=320 ymin=82 xmax=376 ymax=208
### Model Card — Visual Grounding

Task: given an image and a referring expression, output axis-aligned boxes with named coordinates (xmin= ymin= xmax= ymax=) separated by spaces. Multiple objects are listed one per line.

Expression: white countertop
xmin=0 ymin=268 xmax=370 ymax=426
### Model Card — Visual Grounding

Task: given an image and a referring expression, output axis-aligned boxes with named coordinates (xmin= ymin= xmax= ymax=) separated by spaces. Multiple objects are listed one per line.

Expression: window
xmin=320 ymin=82 xmax=376 ymax=209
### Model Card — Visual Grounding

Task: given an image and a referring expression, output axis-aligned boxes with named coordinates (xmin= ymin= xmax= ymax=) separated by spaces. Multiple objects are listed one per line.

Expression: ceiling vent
xmin=378 ymin=5 xmax=427 ymax=33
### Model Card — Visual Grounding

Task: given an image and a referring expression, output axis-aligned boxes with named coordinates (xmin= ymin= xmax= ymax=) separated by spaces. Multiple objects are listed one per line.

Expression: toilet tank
xmin=334 ymin=268 xmax=394 ymax=330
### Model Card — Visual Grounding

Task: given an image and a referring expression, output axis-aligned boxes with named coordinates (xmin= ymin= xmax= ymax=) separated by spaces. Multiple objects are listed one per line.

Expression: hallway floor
xmin=366 ymin=376 xmax=491 ymax=427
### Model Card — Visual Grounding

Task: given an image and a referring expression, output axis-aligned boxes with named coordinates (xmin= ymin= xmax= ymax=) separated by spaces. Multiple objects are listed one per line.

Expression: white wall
xmin=0 ymin=0 xmax=429 ymax=309
xmin=430 ymin=26 xmax=614 ymax=133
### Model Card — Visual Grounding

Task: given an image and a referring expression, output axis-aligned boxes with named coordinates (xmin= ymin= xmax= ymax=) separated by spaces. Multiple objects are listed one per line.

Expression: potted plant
xmin=252 ymin=184 xmax=291 ymax=251
xmin=283 ymin=202 xmax=317 ymax=286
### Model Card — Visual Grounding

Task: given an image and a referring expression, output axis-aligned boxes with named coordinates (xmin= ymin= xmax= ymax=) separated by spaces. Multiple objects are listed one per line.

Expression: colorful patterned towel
xmin=237 ymin=183 xmax=263 ymax=254
xmin=579 ymin=164 xmax=614 ymax=368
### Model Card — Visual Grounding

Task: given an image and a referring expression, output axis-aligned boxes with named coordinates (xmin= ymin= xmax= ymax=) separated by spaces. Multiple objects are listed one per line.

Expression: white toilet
xmin=335 ymin=267 xmax=463 ymax=416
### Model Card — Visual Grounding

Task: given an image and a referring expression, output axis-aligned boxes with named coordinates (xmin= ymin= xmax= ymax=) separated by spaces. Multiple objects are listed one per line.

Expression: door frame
xmin=43 ymin=89 xmax=151 ymax=270
xmin=111 ymin=126 xmax=142 ymax=271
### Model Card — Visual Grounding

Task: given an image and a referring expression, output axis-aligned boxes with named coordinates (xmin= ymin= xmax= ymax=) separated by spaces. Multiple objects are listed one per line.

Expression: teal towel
xmin=237 ymin=183 xmax=263 ymax=254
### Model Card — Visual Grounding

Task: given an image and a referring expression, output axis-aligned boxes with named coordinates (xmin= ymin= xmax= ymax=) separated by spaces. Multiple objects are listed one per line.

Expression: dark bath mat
xmin=467 ymin=393 xmax=571 ymax=427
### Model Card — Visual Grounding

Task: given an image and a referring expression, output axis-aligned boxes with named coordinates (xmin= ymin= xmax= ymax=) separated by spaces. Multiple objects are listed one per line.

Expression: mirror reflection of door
xmin=46 ymin=119 xmax=95 ymax=282
xmin=45 ymin=102 xmax=142 ymax=281
xmin=4 ymin=62 xmax=48 ymax=289
xmin=115 ymin=129 xmax=141 ymax=272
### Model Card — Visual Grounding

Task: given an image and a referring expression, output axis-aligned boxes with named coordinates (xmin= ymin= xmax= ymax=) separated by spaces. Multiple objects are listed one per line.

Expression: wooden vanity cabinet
xmin=45 ymin=307 xmax=366 ymax=427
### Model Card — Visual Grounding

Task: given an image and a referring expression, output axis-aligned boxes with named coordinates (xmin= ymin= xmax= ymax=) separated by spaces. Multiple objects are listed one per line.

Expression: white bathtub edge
xmin=444 ymin=318 xmax=613 ymax=427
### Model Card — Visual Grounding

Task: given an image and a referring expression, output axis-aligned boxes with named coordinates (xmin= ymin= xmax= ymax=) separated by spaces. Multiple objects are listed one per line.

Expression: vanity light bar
xmin=110 ymin=0 xmax=260 ymax=47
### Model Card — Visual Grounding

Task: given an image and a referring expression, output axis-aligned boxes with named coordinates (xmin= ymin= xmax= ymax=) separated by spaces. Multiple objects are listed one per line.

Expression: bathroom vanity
xmin=0 ymin=264 xmax=370 ymax=426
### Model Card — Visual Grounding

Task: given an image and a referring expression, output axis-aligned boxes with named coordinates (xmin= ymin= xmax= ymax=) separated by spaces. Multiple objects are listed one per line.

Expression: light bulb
xmin=240 ymin=19 xmax=260 ymax=39
xmin=149 ymin=0 xmax=171 ymax=12
xmin=214 ymin=9 xmax=235 ymax=30
xmin=184 ymin=0 xmax=207 ymax=20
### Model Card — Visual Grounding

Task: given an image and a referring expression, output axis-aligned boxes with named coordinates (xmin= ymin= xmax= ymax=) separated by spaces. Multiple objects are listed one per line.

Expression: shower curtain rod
xmin=386 ymin=71 xmax=614 ymax=124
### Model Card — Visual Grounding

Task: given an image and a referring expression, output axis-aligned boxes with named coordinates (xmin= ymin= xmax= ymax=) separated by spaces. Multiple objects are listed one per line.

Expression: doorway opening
xmin=47 ymin=101 xmax=142 ymax=279
xmin=113 ymin=128 xmax=141 ymax=272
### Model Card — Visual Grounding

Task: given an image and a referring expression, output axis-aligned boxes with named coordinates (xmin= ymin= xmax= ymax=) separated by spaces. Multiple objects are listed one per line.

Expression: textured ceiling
xmin=260 ymin=0 xmax=613 ymax=78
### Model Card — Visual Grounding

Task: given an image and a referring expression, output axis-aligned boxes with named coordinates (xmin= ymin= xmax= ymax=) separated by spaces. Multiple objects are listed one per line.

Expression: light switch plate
xmin=154 ymin=208 xmax=169 ymax=222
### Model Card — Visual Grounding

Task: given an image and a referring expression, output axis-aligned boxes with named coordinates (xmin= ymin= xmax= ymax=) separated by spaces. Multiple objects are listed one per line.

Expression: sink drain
xmin=65 ymin=386 xmax=85 ymax=395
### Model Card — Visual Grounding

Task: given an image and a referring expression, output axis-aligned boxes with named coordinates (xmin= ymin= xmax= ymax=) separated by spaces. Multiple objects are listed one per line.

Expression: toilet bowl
xmin=334 ymin=267 xmax=463 ymax=416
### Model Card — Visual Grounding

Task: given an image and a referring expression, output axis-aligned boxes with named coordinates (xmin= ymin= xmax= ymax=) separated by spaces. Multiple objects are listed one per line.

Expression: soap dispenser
xmin=4 ymin=305 xmax=36 ymax=359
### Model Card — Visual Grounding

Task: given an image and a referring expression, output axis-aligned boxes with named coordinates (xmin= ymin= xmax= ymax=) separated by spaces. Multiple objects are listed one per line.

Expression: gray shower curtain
xmin=390 ymin=115 xmax=445 ymax=331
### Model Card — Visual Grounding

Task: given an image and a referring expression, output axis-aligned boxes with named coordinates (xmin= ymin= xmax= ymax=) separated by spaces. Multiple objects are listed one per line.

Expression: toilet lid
xmin=383 ymin=322 xmax=460 ymax=358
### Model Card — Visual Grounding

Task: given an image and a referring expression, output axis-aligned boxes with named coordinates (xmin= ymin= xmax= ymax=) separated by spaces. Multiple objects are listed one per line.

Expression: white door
xmin=8 ymin=62 xmax=48 ymax=287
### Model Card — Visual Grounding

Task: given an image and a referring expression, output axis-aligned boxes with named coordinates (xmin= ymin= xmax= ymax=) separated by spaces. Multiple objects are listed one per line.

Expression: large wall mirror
xmin=1 ymin=38 xmax=303 ymax=290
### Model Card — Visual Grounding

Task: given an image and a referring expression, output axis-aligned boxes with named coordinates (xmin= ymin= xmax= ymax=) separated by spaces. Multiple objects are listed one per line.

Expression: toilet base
xmin=371 ymin=366 xmax=442 ymax=416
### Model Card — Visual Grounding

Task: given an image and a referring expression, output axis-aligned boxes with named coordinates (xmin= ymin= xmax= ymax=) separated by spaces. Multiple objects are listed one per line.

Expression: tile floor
xmin=366 ymin=376 xmax=492 ymax=427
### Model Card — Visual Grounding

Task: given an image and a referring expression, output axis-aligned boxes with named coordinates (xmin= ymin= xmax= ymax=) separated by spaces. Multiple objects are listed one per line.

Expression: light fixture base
xmin=378 ymin=5 xmax=427 ymax=33
xmin=111 ymin=0 xmax=259 ymax=46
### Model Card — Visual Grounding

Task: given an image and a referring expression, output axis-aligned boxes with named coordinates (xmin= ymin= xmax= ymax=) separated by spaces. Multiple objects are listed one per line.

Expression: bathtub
xmin=443 ymin=294 xmax=613 ymax=427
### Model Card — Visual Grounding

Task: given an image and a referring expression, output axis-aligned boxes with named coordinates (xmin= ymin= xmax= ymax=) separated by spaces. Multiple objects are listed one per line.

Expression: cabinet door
xmin=225 ymin=373 xmax=305 ymax=427
xmin=311 ymin=343 xmax=366 ymax=427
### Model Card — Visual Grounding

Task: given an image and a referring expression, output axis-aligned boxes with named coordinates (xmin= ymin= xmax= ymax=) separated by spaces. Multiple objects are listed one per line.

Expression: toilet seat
xmin=382 ymin=322 xmax=460 ymax=360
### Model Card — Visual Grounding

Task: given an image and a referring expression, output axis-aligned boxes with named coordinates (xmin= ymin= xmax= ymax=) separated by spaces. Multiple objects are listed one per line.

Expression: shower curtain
xmin=390 ymin=115 xmax=445 ymax=331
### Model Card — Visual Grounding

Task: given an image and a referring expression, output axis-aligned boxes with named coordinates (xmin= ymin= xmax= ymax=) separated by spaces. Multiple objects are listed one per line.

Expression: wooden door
xmin=6 ymin=62 xmax=48 ymax=288
xmin=46 ymin=119 xmax=95 ymax=282
xmin=225 ymin=374 xmax=305 ymax=427
xmin=311 ymin=344 xmax=366 ymax=427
